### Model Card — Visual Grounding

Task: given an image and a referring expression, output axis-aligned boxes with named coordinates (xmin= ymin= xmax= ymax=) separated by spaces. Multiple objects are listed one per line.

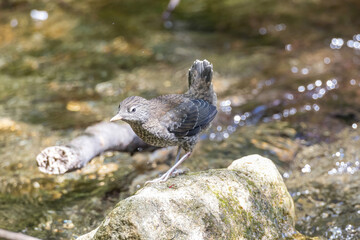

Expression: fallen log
xmin=36 ymin=122 xmax=157 ymax=174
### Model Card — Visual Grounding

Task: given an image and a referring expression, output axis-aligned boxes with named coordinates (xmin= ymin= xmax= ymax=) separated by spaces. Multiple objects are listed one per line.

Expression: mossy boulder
xmin=77 ymin=154 xmax=299 ymax=239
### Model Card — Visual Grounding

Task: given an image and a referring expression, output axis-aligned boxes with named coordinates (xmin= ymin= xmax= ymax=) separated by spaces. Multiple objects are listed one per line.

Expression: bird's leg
xmin=172 ymin=146 xmax=186 ymax=176
xmin=145 ymin=151 xmax=191 ymax=185
xmin=174 ymin=146 xmax=182 ymax=163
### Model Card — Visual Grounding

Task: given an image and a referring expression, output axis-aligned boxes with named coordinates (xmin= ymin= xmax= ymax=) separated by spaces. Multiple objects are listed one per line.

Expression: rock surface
xmin=77 ymin=155 xmax=297 ymax=240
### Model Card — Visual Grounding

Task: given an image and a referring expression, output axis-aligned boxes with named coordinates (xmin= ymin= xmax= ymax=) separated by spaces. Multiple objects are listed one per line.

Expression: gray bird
xmin=111 ymin=59 xmax=217 ymax=183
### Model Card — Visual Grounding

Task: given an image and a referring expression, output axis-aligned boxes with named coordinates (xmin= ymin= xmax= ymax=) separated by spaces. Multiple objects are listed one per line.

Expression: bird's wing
xmin=161 ymin=99 xmax=217 ymax=137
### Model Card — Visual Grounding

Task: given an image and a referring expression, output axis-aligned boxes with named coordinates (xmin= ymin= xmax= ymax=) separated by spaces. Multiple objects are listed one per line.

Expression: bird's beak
xmin=110 ymin=114 xmax=123 ymax=122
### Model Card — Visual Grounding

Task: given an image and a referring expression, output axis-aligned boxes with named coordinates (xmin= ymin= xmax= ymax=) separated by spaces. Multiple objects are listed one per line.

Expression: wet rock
xmin=78 ymin=154 xmax=302 ymax=240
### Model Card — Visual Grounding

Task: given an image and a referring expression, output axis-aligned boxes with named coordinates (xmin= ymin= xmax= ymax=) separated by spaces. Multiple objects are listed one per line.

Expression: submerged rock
xmin=77 ymin=155 xmax=299 ymax=240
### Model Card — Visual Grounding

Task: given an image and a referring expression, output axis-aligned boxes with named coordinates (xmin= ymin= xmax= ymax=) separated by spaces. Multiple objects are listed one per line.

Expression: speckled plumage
xmin=111 ymin=59 xmax=217 ymax=183
xmin=123 ymin=94 xmax=216 ymax=152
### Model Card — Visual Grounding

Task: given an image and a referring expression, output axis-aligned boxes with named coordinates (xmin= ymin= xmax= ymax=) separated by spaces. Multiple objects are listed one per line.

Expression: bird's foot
xmin=145 ymin=170 xmax=172 ymax=185
xmin=144 ymin=168 xmax=188 ymax=185
xmin=171 ymin=168 xmax=188 ymax=176
xmin=145 ymin=151 xmax=192 ymax=185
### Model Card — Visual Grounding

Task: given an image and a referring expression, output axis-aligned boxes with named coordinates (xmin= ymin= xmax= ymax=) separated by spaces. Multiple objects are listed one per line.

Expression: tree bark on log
xmin=36 ymin=59 xmax=214 ymax=175
xmin=36 ymin=123 xmax=157 ymax=174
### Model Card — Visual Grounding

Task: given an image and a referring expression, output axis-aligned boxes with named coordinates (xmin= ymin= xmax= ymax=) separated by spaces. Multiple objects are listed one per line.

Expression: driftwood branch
xmin=0 ymin=228 xmax=41 ymax=240
xmin=36 ymin=122 xmax=157 ymax=174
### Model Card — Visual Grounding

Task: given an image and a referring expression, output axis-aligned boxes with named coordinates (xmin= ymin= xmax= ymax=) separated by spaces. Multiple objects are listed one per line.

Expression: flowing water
xmin=1 ymin=0 xmax=360 ymax=239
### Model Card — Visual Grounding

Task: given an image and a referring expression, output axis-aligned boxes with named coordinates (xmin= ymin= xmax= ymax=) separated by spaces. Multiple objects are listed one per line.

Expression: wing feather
xmin=162 ymin=99 xmax=217 ymax=137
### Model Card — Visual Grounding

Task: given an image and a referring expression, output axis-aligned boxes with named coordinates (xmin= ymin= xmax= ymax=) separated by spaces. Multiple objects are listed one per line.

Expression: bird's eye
xmin=128 ymin=106 xmax=136 ymax=113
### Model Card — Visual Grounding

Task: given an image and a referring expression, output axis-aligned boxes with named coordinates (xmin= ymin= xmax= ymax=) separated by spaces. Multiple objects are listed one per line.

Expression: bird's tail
xmin=185 ymin=59 xmax=217 ymax=105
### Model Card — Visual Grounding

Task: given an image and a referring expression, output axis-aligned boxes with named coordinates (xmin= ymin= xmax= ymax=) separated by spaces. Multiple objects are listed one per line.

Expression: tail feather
xmin=186 ymin=59 xmax=217 ymax=105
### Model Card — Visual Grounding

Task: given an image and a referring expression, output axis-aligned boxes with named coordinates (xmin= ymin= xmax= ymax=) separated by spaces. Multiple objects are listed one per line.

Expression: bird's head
xmin=110 ymin=96 xmax=149 ymax=124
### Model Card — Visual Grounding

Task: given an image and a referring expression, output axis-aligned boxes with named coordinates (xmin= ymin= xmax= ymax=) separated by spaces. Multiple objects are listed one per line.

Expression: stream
xmin=0 ymin=0 xmax=360 ymax=239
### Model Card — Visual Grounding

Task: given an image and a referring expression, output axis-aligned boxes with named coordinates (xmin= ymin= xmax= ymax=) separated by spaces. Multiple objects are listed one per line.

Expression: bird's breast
xmin=129 ymin=122 xmax=176 ymax=147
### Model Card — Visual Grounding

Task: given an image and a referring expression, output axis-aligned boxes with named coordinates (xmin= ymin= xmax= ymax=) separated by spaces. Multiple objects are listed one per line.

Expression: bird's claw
xmin=144 ymin=152 xmax=192 ymax=186
xmin=144 ymin=172 xmax=171 ymax=185
xmin=171 ymin=168 xmax=187 ymax=176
